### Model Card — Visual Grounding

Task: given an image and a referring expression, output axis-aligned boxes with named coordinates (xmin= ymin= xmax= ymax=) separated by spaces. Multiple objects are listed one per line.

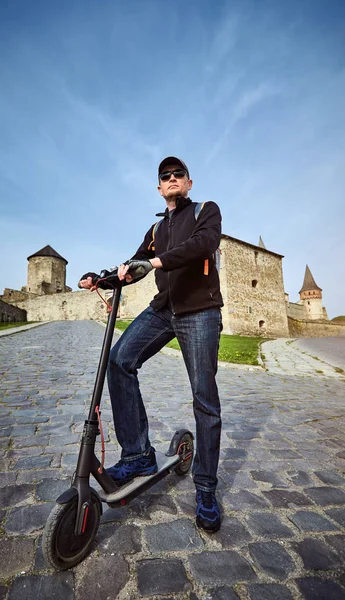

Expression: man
xmin=79 ymin=157 xmax=223 ymax=532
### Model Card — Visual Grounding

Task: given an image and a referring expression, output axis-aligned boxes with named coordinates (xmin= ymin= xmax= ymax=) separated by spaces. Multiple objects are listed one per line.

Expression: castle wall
xmin=119 ymin=259 xmax=229 ymax=325
xmin=8 ymin=238 xmax=333 ymax=340
xmin=286 ymin=301 xmax=306 ymax=320
xmin=117 ymin=240 xmax=244 ymax=334
xmin=218 ymin=242 xmax=231 ymax=333
xmin=0 ymin=299 xmax=27 ymax=323
xmin=288 ymin=317 xmax=345 ymax=338
xmin=1 ymin=288 xmax=36 ymax=303
xmin=101 ymin=238 xmax=289 ymax=338
xmin=119 ymin=271 xmax=157 ymax=318
xmin=222 ymin=238 xmax=289 ymax=337
xmin=13 ymin=290 xmax=108 ymax=322
xmin=27 ymin=257 xmax=69 ymax=295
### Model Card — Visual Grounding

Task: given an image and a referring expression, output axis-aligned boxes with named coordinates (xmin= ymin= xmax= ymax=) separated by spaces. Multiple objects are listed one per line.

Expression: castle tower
xmin=299 ymin=265 xmax=325 ymax=320
xmin=26 ymin=245 xmax=71 ymax=295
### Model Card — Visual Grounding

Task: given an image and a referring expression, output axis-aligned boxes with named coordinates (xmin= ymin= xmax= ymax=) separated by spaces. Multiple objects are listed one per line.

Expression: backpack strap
xmin=148 ymin=203 xmax=221 ymax=275
xmin=147 ymin=219 xmax=163 ymax=252
xmin=150 ymin=203 xmax=205 ymax=251
xmin=194 ymin=201 xmax=221 ymax=275
xmin=194 ymin=202 xmax=209 ymax=274
xmin=194 ymin=201 xmax=205 ymax=220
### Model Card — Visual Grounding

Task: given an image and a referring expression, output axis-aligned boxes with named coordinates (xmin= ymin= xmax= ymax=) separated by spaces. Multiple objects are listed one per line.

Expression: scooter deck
xmin=97 ymin=452 xmax=180 ymax=503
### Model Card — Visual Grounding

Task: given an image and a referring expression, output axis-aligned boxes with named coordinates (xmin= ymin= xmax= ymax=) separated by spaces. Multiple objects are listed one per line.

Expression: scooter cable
xmin=95 ymin=278 xmax=115 ymax=312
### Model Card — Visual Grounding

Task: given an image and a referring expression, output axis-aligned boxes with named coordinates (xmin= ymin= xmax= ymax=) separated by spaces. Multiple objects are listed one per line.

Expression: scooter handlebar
xmin=96 ymin=268 xmax=120 ymax=289
xmin=78 ymin=268 xmax=119 ymax=290
xmin=79 ymin=261 xmax=147 ymax=290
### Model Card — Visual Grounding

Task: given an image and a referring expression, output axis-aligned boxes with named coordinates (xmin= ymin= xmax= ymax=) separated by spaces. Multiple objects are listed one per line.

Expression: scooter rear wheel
xmin=42 ymin=492 xmax=101 ymax=570
xmin=174 ymin=432 xmax=194 ymax=475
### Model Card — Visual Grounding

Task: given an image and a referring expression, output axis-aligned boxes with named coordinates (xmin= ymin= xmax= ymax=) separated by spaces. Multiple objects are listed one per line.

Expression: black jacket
xmin=132 ymin=197 xmax=223 ymax=315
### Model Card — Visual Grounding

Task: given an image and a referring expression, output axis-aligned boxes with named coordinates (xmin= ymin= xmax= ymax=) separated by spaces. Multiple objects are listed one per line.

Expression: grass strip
xmin=0 ymin=321 xmax=37 ymax=330
xmin=115 ymin=319 xmax=133 ymax=332
xmin=115 ymin=320 xmax=266 ymax=366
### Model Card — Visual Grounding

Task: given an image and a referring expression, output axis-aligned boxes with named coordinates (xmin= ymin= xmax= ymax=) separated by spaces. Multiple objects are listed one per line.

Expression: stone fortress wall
xmin=13 ymin=290 xmax=108 ymax=322
xmin=2 ymin=239 xmax=290 ymax=337
xmin=2 ymin=288 xmax=38 ymax=304
xmin=108 ymin=235 xmax=289 ymax=338
xmin=2 ymin=240 xmax=344 ymax=338
xmin=288 ymin=317 xmax=345 ymax=338
xmin=285 ymin=300 xmax=306 ymax=321
xmin=286 ymin=300 xmax=328 ymax=322
xmin=0 ymin=299 xmax=27 ymax=323
xmin=118 ymin=270 xmax=156 ymax=320
xmin=219 ymin=236 xmax=289 ymax=337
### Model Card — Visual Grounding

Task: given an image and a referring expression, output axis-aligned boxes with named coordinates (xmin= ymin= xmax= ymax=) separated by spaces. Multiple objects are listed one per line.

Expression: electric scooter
xmin=42 ymin=269 xmax=194 ymax=571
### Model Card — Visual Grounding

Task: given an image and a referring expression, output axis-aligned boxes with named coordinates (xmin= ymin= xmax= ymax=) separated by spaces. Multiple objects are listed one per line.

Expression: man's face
xmin=158 ymin=163 xmax=193 ymax=200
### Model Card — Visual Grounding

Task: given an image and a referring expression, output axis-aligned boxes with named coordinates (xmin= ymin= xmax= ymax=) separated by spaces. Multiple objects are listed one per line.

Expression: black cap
xmin=158 ymin=156 xmax=189 ymax=179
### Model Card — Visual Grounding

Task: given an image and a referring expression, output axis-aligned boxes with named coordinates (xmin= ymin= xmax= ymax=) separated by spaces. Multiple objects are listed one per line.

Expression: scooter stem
xmin=68 ymin=279 xmax=123 ymax=534
xmin=88 ymin=280 xmax=123 ymax=420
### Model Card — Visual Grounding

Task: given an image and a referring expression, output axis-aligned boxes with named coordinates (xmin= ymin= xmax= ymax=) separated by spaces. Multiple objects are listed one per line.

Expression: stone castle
xmin=1 ymin=239 xmax=344 ymax=338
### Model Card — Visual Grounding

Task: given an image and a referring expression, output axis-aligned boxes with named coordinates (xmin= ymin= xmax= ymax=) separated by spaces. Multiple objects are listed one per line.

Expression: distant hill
xmin=331 ymin=316 xmax=345 ymax=324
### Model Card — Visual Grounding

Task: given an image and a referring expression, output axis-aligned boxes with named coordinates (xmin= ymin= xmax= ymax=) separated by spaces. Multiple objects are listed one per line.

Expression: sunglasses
xmin=159 ymin=169 xmax=187 ymax=182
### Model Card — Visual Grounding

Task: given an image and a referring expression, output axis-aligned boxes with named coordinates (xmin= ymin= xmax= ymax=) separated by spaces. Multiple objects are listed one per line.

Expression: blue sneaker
xmin=106 ymin=447 xmax=158 ymax=485
xmin=196 ymin=489 xmax=221 ymax=532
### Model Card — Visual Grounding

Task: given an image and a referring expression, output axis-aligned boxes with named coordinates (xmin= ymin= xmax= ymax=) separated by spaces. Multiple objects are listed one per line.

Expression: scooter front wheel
xmin=42 ymin=492 xmax=101 ymax=570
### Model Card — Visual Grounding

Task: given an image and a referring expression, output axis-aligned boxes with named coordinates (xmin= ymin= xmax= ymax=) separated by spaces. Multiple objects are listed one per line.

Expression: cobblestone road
xmin=1 ymin=321 xmax=345 ymax=600
xmin=291 ymin=338 xmax=345 ymax=372
xmin=261 ymin=338 xmax=345 ymax=379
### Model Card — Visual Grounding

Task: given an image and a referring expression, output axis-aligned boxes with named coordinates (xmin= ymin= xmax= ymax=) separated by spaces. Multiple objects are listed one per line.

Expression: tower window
xmin=252 ymin=279 xmax=258 ymax=288
xmin=248 ymin=306 xmax=252 ymax=314
xmin=259 ymin=320 xmax=265 ymax=328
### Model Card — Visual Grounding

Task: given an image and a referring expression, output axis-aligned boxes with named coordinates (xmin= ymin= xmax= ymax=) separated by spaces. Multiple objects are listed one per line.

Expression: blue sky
xmin=1 ymin=0 xmax=344 ymax=318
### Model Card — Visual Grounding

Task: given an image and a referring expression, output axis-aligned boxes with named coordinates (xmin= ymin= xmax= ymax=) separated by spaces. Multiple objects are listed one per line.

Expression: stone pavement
xmin=291 ymin=338 xmax=345 ymax=373
xmin=1 ymin=321 xmax=345 ymax=600
xmin=261 ymin=338 xmax=345 ymax=379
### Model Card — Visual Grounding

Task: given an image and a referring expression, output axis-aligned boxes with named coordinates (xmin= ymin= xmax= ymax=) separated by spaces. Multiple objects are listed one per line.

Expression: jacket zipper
xmin=167 ymin=215 xmax=175 ymax=315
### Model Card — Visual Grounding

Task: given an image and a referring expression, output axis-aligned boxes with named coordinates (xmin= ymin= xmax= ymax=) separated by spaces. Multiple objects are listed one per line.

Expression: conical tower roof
xmin=27 ymin=245 xmax=68 ymax=264
xmin=258 ymin=236 xmax=266 ymax=249
xmin=299 ymin=265 xmax=321 ymax=294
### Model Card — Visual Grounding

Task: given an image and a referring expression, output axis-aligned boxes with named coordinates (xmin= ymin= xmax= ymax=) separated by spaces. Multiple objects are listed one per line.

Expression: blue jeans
xmin=107 ymin=306 xmax=222 ymax=491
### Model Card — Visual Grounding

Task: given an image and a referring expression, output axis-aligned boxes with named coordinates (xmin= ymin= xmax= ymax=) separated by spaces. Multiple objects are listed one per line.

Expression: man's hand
xmin=125 ymin=259 xmax=153 ymax=281
xmin=117 ymin=263 xmax=133 ymax=282
xmin=78 ymin=272 xmax=99 ymax=291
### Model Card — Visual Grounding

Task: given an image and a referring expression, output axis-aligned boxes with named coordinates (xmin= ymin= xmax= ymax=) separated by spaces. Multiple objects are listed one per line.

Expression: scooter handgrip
xmin=97 ymin=268 xmax=119 ymax=289
xmin=78 ymin=272 xmax=100 ymax=288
